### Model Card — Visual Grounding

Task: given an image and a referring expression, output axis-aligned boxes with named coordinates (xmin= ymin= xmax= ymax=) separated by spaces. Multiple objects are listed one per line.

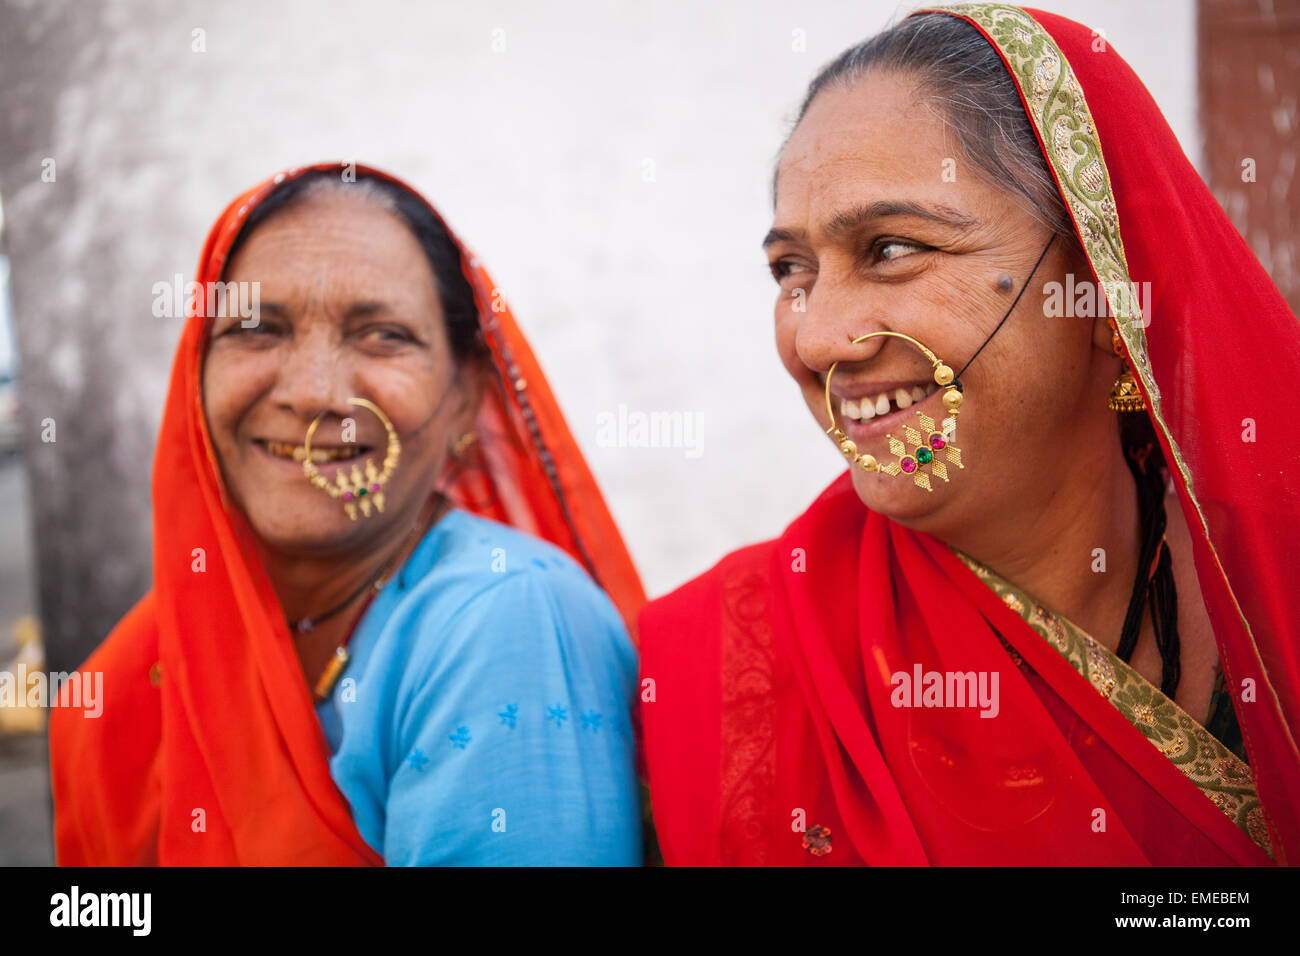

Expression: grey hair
xmin=781 ymin=12 xmax=1072 ymax=238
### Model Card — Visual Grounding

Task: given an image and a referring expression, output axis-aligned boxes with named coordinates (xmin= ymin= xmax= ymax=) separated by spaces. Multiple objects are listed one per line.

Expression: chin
xmin=237 ymin=495 xmax=377 ymax=555
xmin=847 ymin=467 xmax=951 ymax=525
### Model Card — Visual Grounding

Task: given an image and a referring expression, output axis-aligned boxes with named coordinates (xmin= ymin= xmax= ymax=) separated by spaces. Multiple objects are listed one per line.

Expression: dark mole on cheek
xmin=996 ymin=274 xmax=1014 ymax=292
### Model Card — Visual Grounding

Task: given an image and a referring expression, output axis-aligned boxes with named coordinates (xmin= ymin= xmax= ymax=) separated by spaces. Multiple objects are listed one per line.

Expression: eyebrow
xmin=762 ymin=200 xmax=978 ymax=249
xmin=345 ymin=302 xmax=393 ymax=317
xmin=252 ymin=301 xmax=395 ymax=317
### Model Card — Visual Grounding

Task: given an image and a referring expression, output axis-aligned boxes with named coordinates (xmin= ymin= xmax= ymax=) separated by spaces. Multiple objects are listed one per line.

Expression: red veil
xmin=49 ymin=163 xmax=645 ymax=865
xmin=640 ymin=5 xmax=1300 ymax=865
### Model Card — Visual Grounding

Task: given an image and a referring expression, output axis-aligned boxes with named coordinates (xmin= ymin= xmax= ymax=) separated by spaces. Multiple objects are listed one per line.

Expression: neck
xmin=257 ymin=494 xmax=442 ymax=627
xmin=942 ymin=425 xmax=1140 ymax=650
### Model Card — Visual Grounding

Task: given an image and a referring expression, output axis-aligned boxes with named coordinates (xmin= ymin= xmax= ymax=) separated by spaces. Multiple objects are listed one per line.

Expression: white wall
xmin=7 ymin=0 xmax=1199 ymax=599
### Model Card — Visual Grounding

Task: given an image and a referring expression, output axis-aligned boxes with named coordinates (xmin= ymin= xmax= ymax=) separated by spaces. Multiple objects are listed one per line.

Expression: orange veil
xmin=49 ymin=163 xmax=645 ymax=865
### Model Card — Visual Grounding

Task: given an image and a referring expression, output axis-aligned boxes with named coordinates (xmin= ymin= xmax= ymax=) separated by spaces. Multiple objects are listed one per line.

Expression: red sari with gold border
xmin=639 ymin=4 xmax=1300 ymax=866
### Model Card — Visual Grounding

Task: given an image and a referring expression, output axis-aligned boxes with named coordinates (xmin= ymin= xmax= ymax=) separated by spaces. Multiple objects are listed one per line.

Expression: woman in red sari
xmin=640 ymin=5 xmax=1300 ymax=865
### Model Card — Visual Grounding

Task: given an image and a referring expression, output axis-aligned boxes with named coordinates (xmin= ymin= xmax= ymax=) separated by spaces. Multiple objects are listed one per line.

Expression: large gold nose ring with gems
xmin=302 ymin=397 xmax=401 ymax=519
xmin=823 ymin=331 xmax=965 ymax=492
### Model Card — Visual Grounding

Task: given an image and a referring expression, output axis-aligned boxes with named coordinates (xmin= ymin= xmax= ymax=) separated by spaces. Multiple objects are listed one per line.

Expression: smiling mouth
xmin=258 ymin=439 xmax=372 ymax=463
xmin=840 ymin=383 xmax=937 ymax=422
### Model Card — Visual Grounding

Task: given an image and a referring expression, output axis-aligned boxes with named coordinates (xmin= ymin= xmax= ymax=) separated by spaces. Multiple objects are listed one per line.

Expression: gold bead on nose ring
xmin=823 ymin=331 xmax=965 ymax=492
xmin=302 ymin=397 xmax=401 ymax=519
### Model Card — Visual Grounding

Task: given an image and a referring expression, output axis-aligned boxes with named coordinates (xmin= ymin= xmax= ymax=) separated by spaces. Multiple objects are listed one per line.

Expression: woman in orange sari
xmin=640 ymin=5 xmax=1299 ymax=865
xmin=50 ymin=163 xmax=646 ymax=865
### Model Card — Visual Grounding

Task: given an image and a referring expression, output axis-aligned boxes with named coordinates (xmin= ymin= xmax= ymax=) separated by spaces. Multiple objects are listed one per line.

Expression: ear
xmin=1091 ymin=310 xmax=1116 ymax=355
xmin=449 ymin=356 xmax=488 ymax=436
xmin=1064 ymin=239 xmax=1117 ymax=357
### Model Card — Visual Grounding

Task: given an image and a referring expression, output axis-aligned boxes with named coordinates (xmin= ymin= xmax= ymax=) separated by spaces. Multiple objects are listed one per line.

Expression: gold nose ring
xmin=302 ymin=397 xmax=401 ymax=519
xmin=822 ymin=331 xmax=965 ymax=492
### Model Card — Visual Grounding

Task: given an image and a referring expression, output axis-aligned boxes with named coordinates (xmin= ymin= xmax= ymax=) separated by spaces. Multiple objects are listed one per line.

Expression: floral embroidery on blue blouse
xmin=314 ymin=509 xmax=642 ymax=866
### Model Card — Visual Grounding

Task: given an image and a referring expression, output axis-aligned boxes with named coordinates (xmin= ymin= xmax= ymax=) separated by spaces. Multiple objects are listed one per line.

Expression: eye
xmin=769 ymin=258 xmax=813 ymax=282
xmin=361 ymin=324 xmax=415 ymax=343
xmin=219 ymin=319 xmax=282 ymax=337
xmin=874 ymin=239 xmax=928 ymax=263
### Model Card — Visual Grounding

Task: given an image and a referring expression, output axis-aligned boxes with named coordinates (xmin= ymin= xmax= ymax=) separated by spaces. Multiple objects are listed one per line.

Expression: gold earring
xmin=450 ymin=431 xmax=477 ymax=459
xmin=1107 ymin=323 xmax=1146 ymax=413
xmin=823 ymin=331 xmax=965 ymax=492
xmin=302 ymin=397 xmax=401 ymax=520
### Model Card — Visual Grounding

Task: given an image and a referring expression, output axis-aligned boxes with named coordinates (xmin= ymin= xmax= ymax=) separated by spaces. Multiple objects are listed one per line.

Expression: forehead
xmin=225 ymin=190 xmax=434 ymax=292
xmin=775 ymin=70 xmax=964 ymax=224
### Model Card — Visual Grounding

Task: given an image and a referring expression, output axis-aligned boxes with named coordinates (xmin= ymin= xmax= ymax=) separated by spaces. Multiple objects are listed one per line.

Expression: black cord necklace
xmin=289 ymin=560 xmax=393 ymax=635
xmin=951 ymin=233 xmax=1056 ymax=384
xmin=289 ymin=494 xmax=449 ymax=700
xmin=289 ymin=493 xmax=448 ymax=633
xmin=948 ymin=231 xmax=1180 ymax=696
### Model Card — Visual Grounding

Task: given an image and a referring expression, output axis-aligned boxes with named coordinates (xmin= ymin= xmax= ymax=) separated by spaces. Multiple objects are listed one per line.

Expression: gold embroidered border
xmin=955 ymin=551 xmax=1273 ymax=858
xmin=917 ymin=0 xmax=1263 ymax=771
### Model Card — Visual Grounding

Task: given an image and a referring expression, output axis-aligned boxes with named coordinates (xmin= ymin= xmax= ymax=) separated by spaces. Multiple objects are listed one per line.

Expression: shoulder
xmin=388 ymin=510 xmax=636 ymax=695
xmin=640 ymin=471 xmax=864 ymax=640
xmin=638 ymin=472 xmax=858 ymax=642
xmin=640 ymin=540 xmax=778 ymax=646
xmin=415 ymin=509 xmax=609 ymax=603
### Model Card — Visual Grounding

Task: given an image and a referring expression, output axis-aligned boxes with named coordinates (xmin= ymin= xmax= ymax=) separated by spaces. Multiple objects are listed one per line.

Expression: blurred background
xmin=0 ymin=0 xmax=1294 ymax=865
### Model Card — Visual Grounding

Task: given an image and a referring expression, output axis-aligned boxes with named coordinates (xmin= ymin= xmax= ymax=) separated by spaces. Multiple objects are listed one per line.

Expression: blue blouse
xmin=314 ymin=509 xmax=642 ymax=866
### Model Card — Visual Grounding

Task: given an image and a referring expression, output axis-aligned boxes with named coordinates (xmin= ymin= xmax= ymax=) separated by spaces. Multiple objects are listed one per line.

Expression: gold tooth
xmin=266 ymin=441 xmax=368 ymax=463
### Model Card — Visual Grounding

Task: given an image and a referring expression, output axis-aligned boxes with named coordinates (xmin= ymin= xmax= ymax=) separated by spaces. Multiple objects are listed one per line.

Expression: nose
xmin=270 ymin=326 xmax=354 ymax=425
xmin=793 ymin=275 xmax=889 ymax=375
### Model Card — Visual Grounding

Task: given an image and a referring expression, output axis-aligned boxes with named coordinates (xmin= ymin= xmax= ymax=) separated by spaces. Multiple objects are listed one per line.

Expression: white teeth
xmin=926 ymin=383 xmax=937 ymax=396
xmin=844 ymin=388 xmax=931 ymax=424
